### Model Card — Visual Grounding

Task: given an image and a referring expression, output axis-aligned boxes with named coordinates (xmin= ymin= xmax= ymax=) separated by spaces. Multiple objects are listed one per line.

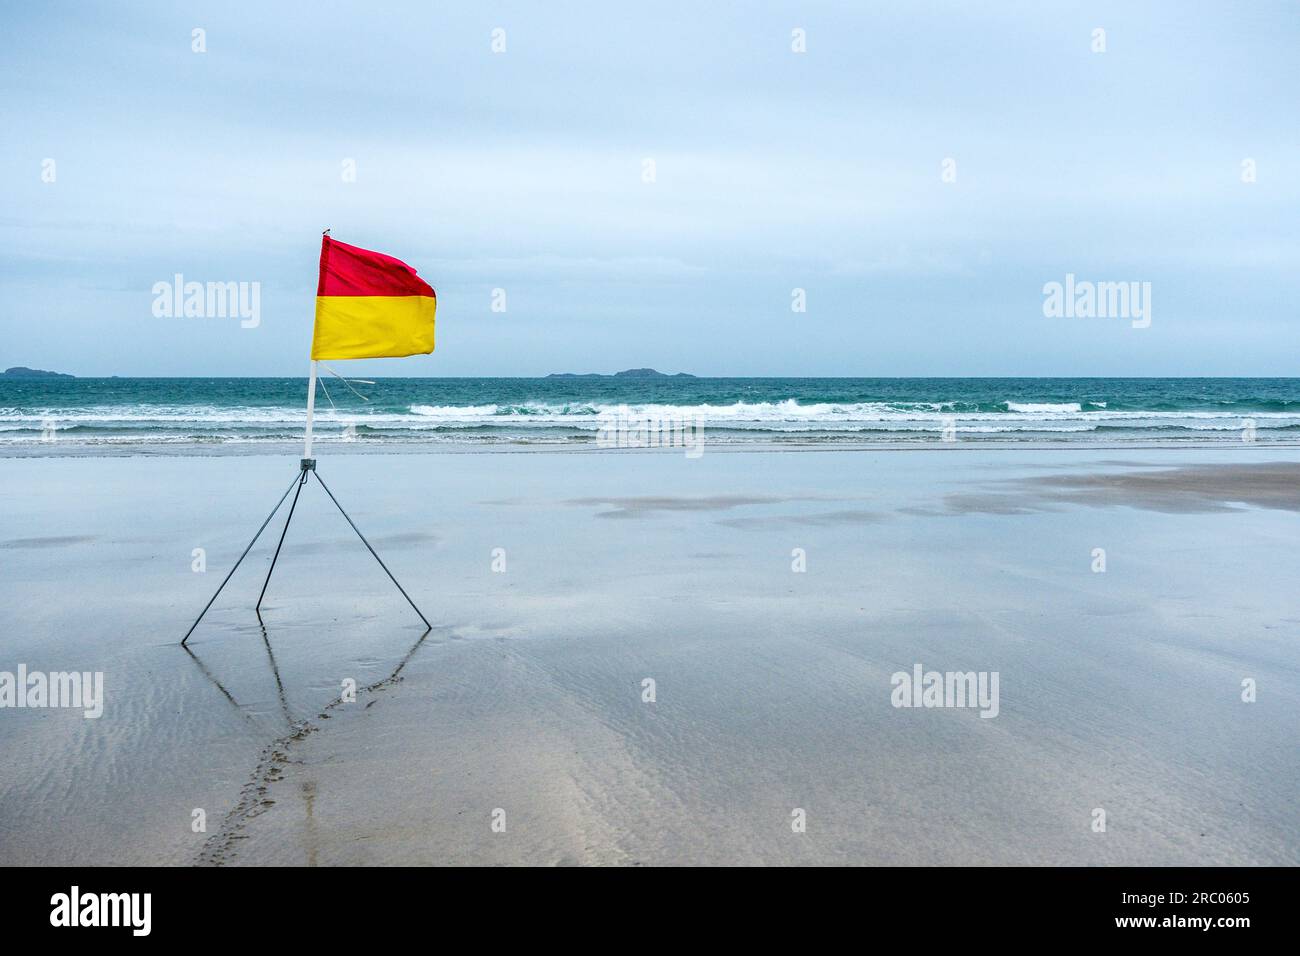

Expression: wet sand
xmin=1 ymin=448 xmax=1298 ymax=865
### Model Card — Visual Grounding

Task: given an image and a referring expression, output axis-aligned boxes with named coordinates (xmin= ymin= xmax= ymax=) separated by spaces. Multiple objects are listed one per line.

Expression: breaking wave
xmin=4 ymin=397 xmax=1300 ymax=446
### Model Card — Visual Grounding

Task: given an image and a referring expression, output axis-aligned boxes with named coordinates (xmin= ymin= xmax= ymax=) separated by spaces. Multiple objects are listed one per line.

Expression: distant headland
xmin=546 ymin=368 xmax=696 ymax=379
xmin=3 ymin=366 xmax=74 ymax=379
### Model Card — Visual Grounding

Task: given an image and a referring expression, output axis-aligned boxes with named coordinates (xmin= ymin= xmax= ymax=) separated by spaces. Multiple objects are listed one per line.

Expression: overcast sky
xmin=1 ymin=1 xmax=1297 ymax=376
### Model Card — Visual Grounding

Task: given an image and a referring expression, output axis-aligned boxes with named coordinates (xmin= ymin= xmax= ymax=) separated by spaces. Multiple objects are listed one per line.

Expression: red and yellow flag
xmin=312 ymin=235 xmax=436 ymax=360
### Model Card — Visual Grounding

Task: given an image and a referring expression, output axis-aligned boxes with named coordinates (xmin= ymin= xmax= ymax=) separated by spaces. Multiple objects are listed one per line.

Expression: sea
xmin=2 ymin=377 xmax=1298 ymax=450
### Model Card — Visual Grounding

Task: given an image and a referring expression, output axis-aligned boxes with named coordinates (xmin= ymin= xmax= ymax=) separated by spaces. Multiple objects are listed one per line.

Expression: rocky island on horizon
xmin=4 ymin=366 xmax=75 ymax=379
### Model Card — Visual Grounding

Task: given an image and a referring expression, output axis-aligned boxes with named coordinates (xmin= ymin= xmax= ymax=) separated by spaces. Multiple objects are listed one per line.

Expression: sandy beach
xmin=1 ymin=444 xmax=1297 ymax=866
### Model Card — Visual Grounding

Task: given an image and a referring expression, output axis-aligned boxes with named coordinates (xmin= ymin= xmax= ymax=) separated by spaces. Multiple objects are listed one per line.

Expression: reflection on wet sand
xmin=182 ymin=617 xmax=432 ymax=866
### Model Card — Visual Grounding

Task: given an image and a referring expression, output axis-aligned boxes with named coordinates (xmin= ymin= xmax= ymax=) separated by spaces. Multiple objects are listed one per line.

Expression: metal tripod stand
xmin=180 ymin=457 xmax=430 ymax=645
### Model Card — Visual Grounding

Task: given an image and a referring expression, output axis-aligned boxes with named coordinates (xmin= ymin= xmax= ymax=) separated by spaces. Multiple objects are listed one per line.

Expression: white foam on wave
xmin=4 ymin=397 xmax=1300 ymax=444
xmin=409 ymin=403 xmax=502 ymax=417
xmin=1004 ymin=402 xmax=1083 ymax=413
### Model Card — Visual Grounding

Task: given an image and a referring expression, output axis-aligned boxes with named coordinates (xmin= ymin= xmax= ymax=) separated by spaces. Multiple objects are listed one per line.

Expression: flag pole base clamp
xmin=180 ymin=460 xmax=429 ymax=645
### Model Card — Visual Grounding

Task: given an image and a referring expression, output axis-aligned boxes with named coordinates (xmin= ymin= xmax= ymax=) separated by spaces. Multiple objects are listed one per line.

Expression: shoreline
xmin=5 ymin=437 xmax=1300 ymax=459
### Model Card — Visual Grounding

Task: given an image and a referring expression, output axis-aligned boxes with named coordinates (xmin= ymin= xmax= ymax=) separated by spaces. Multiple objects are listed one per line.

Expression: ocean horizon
xmin=4 ymin=376 xmax=1299 ymax=449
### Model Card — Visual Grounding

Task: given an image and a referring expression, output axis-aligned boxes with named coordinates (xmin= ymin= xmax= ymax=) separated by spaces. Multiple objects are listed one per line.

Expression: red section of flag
xmin=316 ymin=236 xmax=436 ymax=298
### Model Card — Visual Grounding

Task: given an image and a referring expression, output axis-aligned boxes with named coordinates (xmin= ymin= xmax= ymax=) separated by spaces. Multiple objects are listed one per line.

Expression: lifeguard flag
xmin=311 ymin=235 xmax=436 ymax=360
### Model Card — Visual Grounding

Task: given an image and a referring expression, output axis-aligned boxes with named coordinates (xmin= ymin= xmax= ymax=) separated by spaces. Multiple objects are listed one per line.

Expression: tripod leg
xmin=255 ymin=469 xmax=309 ymax=612
xmin=181 ymin=471 xmax=303 ymax=645
xmin=311 ymin=470 xmax=432 ymax=629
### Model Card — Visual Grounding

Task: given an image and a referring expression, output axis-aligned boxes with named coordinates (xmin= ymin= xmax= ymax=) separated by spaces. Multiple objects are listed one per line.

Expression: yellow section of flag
xmin=312 ymin=296 xmax=436 ymax=360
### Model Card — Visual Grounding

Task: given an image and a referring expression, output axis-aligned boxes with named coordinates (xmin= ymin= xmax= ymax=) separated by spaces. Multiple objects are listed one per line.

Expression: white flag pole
xmin=303 ymin=359 xmax=318 ymax=462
